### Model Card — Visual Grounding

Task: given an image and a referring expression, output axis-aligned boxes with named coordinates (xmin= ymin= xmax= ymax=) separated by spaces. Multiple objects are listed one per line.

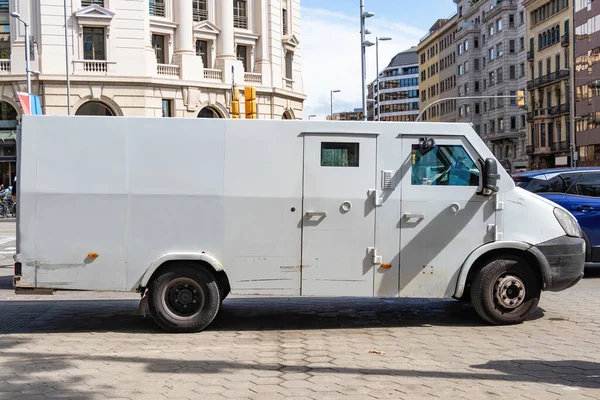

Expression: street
xmin=0 ymin=222 xmax=599 ymax=399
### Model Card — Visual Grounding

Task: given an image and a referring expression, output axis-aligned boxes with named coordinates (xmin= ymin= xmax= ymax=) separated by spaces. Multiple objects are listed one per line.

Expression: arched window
xmin=75 ymin=101 xmax=115 ymax=116
xmin=282 ymin=111 xmax=293 ymax=120
xmin=0 ymin=101 xmax=18 ymax=121
xmin=197 ymin=107 xmax=221 ymax=118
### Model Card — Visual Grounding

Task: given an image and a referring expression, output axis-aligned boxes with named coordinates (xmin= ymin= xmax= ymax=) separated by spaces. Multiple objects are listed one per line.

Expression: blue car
xmin=513 ymin=167 xmax=600 ymax=263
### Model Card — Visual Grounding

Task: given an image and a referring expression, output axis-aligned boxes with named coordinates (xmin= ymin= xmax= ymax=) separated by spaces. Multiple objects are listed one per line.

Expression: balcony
xmin=283 ymin=77 xmax=293 ymax=90
xmin=74 ymin=60 xmax=112 ymax=74
xmin=193 ymin=8 xmax=208 ymax=22
xmin=0 ymin=59 xmax=10 ymax=73
xmin=561 ymin=33 xmax=569 ymax=47
xmin=549 ymin=103 xmax=570 ymax=116
xmin=157 ymin=64 xmax=180 ymax=77
xmin=82 ymin=0 xmax=104 ymax=6
xmin=528 ymin=68 xmax=570 ymax=89
xmin=551 ymin=141 xmax=568 ymax=152
xmin=203 ymin=68 xmax=222 ymax=82
xmin=527 ymin=49 xmax=534 ymax=62
xmin=455 ymin=21 xmax=479 ymax=40
xmin=527 ymin=111 xmax=534 ymax=121
xmin=149 ymin=1 xmax=165 ymax=18
xmin=234 ymin=15 xmax=248 ymax=29
xmin=244 ymin=72 xmax=262 ymax=85
xmin=483 ymin=0 xmax=517 ymax=22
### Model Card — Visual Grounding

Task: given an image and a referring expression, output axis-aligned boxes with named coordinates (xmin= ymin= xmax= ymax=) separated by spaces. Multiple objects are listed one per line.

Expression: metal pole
xmin=375 ymin=38 xmax=379 ymax=121
xmin=360 ymin=0 xmax=367 ymax=121
xmin=570 ymin=3 xmax=576 ymax=168
xmin=330 ymin=90 xmax=333 ymax=119
xmin=63 ymin=0 xmax=71 ymax=115
xmin=24 ymin=21 xmax=31 ymax=94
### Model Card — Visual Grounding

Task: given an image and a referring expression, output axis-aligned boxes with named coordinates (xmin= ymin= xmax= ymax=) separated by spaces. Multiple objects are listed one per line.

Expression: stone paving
xmin=0 ymin=223 xmax=599 ymax=399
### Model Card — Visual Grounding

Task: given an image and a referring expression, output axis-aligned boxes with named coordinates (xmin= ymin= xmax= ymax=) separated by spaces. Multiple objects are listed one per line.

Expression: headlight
xmin=553 ymin=208 xmax=582 ymax=238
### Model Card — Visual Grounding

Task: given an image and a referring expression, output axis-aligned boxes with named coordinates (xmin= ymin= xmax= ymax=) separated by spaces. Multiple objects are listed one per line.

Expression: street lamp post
xmin=375 ymin=37 xmax=391 ymax=121
xmin=63 ymin=0 xmax=71 ymax=115
xmin=330 ymin=89 xmax=340 ymax=120
xmin=360 ymin=1 xmax=374 ymax=121
xmin=10 ymin=12 xmax=31 ymax=95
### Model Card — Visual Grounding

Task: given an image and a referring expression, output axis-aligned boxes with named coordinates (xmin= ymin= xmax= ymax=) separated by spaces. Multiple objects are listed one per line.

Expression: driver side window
xmin=411 ymin=144 xmax=479 ymax=186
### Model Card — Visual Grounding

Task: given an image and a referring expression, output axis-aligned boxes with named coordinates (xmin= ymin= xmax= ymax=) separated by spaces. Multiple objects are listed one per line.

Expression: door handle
xmin=403 ymin=212 xmax=425 ymax=220
xmin=306 ymin=211 xmax=327 ymax=217
xmin=577 ymin=205 xmax=594 ymax=212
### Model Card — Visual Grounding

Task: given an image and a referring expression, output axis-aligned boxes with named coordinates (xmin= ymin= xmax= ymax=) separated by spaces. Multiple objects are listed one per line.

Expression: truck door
xmin=399 ymin=135 xmax=495 ymax=298
xmin=301 ymin=134 xmax=377 ymax=296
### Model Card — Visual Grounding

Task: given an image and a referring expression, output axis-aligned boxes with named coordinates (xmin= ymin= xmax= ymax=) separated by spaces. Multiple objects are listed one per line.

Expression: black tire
xmin=471 ymin=255 xmax=541 ymax=325
xmin=148 ymin=265 xmax=221 ymax=333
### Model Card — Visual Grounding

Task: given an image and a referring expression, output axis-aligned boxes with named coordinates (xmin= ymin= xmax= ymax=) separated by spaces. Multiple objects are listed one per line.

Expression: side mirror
xmin=417 ymin=137 xmax=436 ymax=155
xmin=477 ymin=158 xmax=500 ymax=196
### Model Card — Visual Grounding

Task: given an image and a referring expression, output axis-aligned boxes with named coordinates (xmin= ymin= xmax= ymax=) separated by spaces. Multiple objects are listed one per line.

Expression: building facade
xmin=574 ymin=0 xmax=600 ymax=166
xmin=525 ymin=0 xmax=572 ymax=170
xmin=328 ymin=108 xmax=364 ymax=121
xmin=454 ymin=0 xmax=528 ymax=172
xmin=418 ymin=14 xmax=458 ymax=122
xmin=366 ymin=47 xmax=419 ymax=121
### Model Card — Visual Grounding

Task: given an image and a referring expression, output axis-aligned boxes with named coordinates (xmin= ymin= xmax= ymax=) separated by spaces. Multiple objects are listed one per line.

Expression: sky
xmin=300 ymin=0 xmax=457 ymax=120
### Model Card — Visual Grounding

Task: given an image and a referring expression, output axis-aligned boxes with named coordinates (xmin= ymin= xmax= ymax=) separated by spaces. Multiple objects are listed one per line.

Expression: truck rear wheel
xmin=148 ymin=265 xmax=221 ymax=333
xmin=471 ymin=255 xmax=541 ymax=325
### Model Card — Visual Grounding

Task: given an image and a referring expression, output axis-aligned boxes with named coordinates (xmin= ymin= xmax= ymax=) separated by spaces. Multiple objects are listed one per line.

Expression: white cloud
xmin=300 ymin=7 xmax=426 ymax=120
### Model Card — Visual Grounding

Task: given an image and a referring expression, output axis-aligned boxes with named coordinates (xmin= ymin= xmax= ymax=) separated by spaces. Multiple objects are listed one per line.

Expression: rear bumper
xmin=529 ymin=236 xmax=585 ymax=292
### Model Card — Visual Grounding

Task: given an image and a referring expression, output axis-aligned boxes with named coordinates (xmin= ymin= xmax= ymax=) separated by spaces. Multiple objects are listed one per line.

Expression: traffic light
xmin=231 ymin=87 xmax=240 ymax=119
xmin=245 ymin=86 xmax=257 ymax=119
xmin=517 ymin=90 xmax=525 ymax=107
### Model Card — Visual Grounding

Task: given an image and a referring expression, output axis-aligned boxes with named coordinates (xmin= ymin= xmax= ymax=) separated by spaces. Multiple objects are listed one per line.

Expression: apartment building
xmin=524 ymin=0 xmax=572 ymax=170
xmin=417 ymin=13 xmax=458 ymax=122
xmin=366 ymin=47 xmax=419 ymax=122
xmin=574 ymin=0 xmax=600 ymax=166
xmin=454 ymin=0 xmax=528 ymax=172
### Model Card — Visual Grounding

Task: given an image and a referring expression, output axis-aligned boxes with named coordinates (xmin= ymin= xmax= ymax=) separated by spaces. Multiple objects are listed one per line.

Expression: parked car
xmin=513 ymin=167 xmax=600 ymax=262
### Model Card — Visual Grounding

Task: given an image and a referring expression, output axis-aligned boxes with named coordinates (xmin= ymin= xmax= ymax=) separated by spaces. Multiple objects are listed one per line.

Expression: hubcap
xmin=494 ymin=274 xmax=526 ymax=309
xmin=161 ymin=278 xmax=205 ymax=320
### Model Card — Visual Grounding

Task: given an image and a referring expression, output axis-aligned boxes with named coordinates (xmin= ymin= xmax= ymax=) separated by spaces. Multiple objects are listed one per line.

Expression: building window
xmin=149 ymin=0 xmax=165 ymax=17
xmin=474 ymin=58 xmax=480 ymax=71
xmin=152 ymin=34 xmax=165 ymax=64
xmin=82 ymin=0 xmax=104 ymax=6
xmin=510 ymin=90 xmax=517 ymax=105
xmin=233 ymin=0 xmax=248 ymax=29
xmin=196 ymin=40 xmax=209 ymax=68
xmin=497 ymin=18 xmax=503 ymax=32
xmin=509 ymin=14 xmax=515 ymax=28
xmin=489 ymin=48 xmax=495 ymax=60
xmin=83 ymin=27 xmax=105 ymax=60
xmin=511 ymin=116 xmax=517 ymax=130
xmin=510 ymin=65 xmax=516 ymax=80
xmin=497 ymin=68 xmax=503 ymax=83
xmin=193 ymin=0 xmax=208 ymax=22
xmin=509 ymin=40 xmax=515 ymax=53
xmin=285 ymin=51 xmax=293 ymax=79
xmin=497 ymin=43 xmax=503 ymax=58
xmin=236 ymin=44 xmax=249 ymax=71
xmin=519 ymin=11 xmax=524 ymax=25
xmin=162 ymin=99 xmax=172 ymax=117
xmin=520 ymin=37 xmax=525 ymax=51
xmin=282 ymin=2 xmax=288 ymax=35
xmin=0 ymin=2 xmax=10 ymax=59
xmin=475 ymin=81 xmax=480 ymax=92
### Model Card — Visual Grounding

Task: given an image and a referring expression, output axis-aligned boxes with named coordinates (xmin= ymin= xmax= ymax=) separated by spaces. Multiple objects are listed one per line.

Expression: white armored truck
xmin=13 ymin=116 xmax=585 ymax=332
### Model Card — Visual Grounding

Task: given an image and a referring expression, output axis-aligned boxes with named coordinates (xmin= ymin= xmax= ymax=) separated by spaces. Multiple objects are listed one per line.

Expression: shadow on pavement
xmin=584 ymin=264 xmax=600 ymax=278
xmin=0 ymin=296 xmax=545 ymax=335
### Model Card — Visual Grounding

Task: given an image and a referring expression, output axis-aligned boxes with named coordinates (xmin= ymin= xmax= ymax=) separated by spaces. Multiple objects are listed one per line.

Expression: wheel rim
xmin=494 ymin=274 xmax=526 ymax=309
xmin=160 ymin=277 xmax=205 ymax=321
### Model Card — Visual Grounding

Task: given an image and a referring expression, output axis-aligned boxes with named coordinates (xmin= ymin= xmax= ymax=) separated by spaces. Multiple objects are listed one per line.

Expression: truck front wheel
xmin=471 ymin=255 xmax=541 ymax=325
xmin=148 ymin=265 xmax=221 ymax=333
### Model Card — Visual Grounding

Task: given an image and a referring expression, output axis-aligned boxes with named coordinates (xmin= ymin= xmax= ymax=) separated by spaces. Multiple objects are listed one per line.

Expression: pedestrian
xmin=11 ymin=175 xmax=16 ymax=203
